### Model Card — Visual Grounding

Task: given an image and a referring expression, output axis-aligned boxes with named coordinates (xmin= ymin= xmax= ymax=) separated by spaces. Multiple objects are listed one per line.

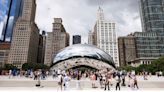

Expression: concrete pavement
xmin=0 ymin=76 xmax=164 ymax=91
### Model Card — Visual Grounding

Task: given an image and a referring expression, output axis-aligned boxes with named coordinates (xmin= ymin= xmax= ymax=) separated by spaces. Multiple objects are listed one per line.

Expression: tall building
xmin=44 ymin=18 xmax=69 ymax=66
xmin=118 ymin=35 xmax=136 ymax=67
xmin=44 ymin=32 xmax=53 ymax=66
xmin=73 ymin=35 xmax=81 ymax=44
xmin=42 ymin=31 xmax=46 ymax=63
xmin=140 ymin=0 xmax=164 ymax=32
xmin=0 ymin=0 xmax=23 ymax=42
xmin=93 ymin=7 xmax=119 ymax=66
xmin=118 ymin=0 xmax=164 ymax=67
xmin=119 ymin=32 xmax=164 ymax=67
xmin=88 ymin=31 xmax=93 ymax=45
xmin=0 ymin=42 xmax=10 ymax=67
xmin=8 ymin=0 xmax=39 ymax=68
xmin=37 ymin=31 xmax=46 ymax=64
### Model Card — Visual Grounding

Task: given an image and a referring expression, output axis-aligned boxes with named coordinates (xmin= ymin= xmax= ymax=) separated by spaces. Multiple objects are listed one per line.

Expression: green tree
xmin=4 ymin=64 xmax=17 ymax=70
xmin=22 ymin=63 xmax=49 ymax=70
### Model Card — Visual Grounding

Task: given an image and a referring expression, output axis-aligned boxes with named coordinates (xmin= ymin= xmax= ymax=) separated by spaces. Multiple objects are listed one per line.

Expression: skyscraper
xmin=118 ymin=0 xmax=164 ymax=67
xmin=44 ymin=18 xmax=69 ymax=66
xmin=73 ymin=35 xmax=81 ymax=44
xmin=140 ymin=0 xmax=164 ymax=32
xmin=93 ymin=7 xmax=119 ymax=66
xmin=37 ymin=31 xmax=46 ymax=64
xmin=135 ymin=0 xmax=164 ymax=65
xmin=0 ymin=0 xmax=23 ymax=42
xmin=8 ymin=0 xmax=39 ymax=68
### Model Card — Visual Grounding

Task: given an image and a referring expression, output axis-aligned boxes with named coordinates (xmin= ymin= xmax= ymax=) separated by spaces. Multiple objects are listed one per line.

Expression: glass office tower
xmin=0 ymin=0 xmax=22 ymax=42
xmin=140 ymin=0 xmax=164 ymax=32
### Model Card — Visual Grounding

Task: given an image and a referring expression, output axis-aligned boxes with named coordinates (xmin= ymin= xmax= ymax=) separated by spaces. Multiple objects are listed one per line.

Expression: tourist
xmin=104 ymin=72 xmax=110 ymax=91
xmin=76 ymin=72 xmax=81 ymax=89
xmin=63 ymin=73 xmax=71 ymax=91
xmin=52 ymin=70 xmax=56 ymax=79
xmin=90 ymin=72 xmax=96 ymax=88
xmin=133 ymin=75 xmax=139 ymax=89
xmin=143 ymin=72 xmax=148 ymax=80
xmin=99 ymin=73 xmax=103 ymax=88
xmin=57 ymin=74 xmax=63 ymax=91
xmin=46 ymin=70 xmax=49 ymax=77
xmin=121 ymin=73 xmax=126 ymax=86
xmin=115 ymin=73 xmax=121 ymax=91
xmin=9 ymin=69 xmax=12 ymax=79
xmin=57 ymin=69 xmax=61 ymax=75
xmin=129 ymin=75 xmax=135 ymax=89
xmin=30 ymin=71 xmax=33 ymax=78
xmin=34 ymin=71 xmax=38 ymax=80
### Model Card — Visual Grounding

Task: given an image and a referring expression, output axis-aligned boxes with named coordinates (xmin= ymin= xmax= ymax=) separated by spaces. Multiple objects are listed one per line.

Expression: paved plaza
xmin=0 ymin=75 xmax=164 ymax=91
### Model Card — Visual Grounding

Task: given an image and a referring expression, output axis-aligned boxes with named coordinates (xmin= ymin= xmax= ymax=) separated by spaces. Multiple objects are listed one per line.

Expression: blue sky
xmin=0 ymin=0 xmax=10 ymax=38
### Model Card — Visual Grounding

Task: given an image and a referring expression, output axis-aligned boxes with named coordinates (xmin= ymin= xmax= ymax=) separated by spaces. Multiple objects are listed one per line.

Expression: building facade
xmin=133 ymin=32 xmax=164 ymax=66
xmin=8 ymin=0 xmax=39 ymax=68
xmin=92 ymin=7 xmax=119 ymax=66
xmin=88 ymin=31 xmax=93 ymax=45
xmin=118 ymin=31 xmax=164 ymax=67
xmin=118 ymin=35 xmax=136 ymax=67
xmin=140 ymin=0 xmax=164 ymax=32
xmin=0 ymin=0 xmax=23 ymax=42
xmin=44 ymin=18 xmax=69 ymax=66
xmin=0 ymin=42 xmax=10 ymax=67
xmin=118 ymin=0 xmax=164 ymax=67
xmin=37 ymin=31 xmax=46 ymax=64
xmin=73 ymin=35 xmax=81 ymax=44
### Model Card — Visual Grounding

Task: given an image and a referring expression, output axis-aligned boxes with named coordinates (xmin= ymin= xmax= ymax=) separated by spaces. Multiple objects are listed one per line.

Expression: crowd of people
xmin=2 ymin=68 xmax=164 ymax=91
xmin=53 ymin=68 xmax=140 ymax=91
xmin=7 ymin=69 xmax=50 ymax=80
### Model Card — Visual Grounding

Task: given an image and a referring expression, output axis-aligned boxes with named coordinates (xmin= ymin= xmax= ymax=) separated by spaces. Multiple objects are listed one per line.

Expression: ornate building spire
xmin=97 ymin=6 xmax=104 ymax=20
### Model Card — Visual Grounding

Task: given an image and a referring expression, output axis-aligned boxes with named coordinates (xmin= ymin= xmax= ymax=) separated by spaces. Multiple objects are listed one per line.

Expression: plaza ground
xmin=0 ymin=75 xmax=164 ymax=91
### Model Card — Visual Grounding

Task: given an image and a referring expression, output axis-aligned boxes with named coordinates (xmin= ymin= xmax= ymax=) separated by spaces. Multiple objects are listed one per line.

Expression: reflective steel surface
xmin=53 ymin=44 xmax=115 ymax=68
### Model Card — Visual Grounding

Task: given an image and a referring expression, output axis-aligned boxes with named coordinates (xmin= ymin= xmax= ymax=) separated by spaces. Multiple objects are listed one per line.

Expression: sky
xmin=0 ymin=0 xmax=142 ymax=44
xmin=0 ymin=0 xmax=9 ymax=39
xmin=35 ymin=0 xmax=142 ymax=44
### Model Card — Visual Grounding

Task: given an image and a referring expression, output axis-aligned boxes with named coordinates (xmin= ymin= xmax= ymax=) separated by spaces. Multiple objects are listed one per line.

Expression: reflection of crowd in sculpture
xmin=52 ymin=58 xmax=114 ymax=71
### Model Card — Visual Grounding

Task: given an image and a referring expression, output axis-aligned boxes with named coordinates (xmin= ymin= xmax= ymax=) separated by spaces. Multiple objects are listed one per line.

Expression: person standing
xmin=90 ymin=72 xmax=95 ymax=88
xmin=133 ymin=75 xmax=139 ymax=89
xmin=121 ymin=73 xmax=126 ymax=86
xmin=99 ymin=73 xmax=103 ymax=88
xmin=63 ymin=73 xmax=71 ymax=91
xmin=57 ymin=74 xmax=63 ymax=91
xmin=76 ymin=72 xmax=81 ymax=89
xmin=9 ymin=70 xmax=12 ymax=79
xmin=34 ymin=71 xmax=38 ymax=80
xmin=115 ymin=74 xmax=121 ymax=91
xmin=104 ymin=73 xmax=110 ymax=91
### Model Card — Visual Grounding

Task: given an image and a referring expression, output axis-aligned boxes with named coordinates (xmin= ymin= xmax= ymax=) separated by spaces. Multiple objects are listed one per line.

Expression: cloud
xmin=35 ymin=0 xmax=142 ymax=44
xmin=0 ymin=0 xmax=142 ymax=44
xmin=0 ymin=21 xmax=3 ymax=38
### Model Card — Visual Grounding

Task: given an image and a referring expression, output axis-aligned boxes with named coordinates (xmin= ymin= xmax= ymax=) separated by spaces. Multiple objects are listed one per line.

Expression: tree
xmin=118 ymin=56 xmax=164 ymax=75
xmin=3 ymin=64 xmax=17 ymax=70
xmin=22 ymin=63 xmax=49 ymax=70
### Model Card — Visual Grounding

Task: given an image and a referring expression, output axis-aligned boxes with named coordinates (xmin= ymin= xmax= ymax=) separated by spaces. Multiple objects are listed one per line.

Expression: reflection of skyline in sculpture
xmin=0 ymin=0 xmax=22 ymax=42
xmin=53 ymin=44 xmax=115 ymax=69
